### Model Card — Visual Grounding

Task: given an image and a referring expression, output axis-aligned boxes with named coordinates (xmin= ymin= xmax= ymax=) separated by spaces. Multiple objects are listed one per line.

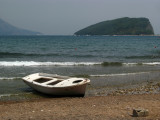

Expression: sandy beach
xmin=0 ymin=93 xmax=160 ymax=120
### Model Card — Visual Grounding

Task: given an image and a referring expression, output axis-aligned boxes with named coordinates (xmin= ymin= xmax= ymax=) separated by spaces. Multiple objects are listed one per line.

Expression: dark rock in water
xmin=132 ymin=108 xmax=149 ymax=117
xmin=75 ymin=17 xmax=154 ymax=35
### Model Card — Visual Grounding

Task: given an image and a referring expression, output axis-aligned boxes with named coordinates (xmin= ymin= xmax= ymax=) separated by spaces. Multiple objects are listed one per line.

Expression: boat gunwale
xmin=22 ymin=73 xmax=90 ymax=88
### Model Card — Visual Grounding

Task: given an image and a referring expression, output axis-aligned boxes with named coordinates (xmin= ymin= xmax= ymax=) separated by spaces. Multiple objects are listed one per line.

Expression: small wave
xmin=126 ymin=55 xmax=160 ymax=59
xmin=0 ymin=52 xmax=96 ymax=58
xmin=0 ymin=61 xmax=101 ymax=66
xmin=69 ymin=54 xmax=96 ymax=58
xmin=0 ymin=61 xmax=160 ymax=67
xmin=0 ymin=94 xmax=14 ymax=98
xmin=90 ymin=72 xmax=150 ymax=77
xmin=0 ymin=77 xmax=21 ymax=80
xmin=123 ymin=62 xmax=160 ymax=66
xmin=0 ymin=52 xmax=62 ymax=57
xmin=101 ymin=62 xmax=123 ymax=66
xmin=0 ymin=52 xmax=24 ymax=56
xmin=0 ymin=93 xmax=32 ymax=98
xmin=142 ymin=62 xmax=160 ymax=65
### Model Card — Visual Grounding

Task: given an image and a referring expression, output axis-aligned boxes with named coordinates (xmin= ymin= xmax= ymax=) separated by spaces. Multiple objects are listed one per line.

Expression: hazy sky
xmin=0 ymin=0 xmax=160 ymax=35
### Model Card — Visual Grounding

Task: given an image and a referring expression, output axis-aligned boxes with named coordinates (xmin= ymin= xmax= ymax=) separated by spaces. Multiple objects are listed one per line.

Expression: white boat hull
xmin=24 ymin=81 xmax=87 ymax=96
xmin=22 ymin=73 xmax=90 ymax=96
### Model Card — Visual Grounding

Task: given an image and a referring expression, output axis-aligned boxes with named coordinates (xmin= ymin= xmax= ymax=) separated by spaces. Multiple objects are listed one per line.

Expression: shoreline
xmin=0 ymin=71 xmax=160 ymax=101
xmin=73 ymin=34 xmax=160 ymax=36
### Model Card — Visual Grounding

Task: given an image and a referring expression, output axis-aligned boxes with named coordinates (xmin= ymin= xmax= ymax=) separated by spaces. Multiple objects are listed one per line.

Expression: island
xmin=0 ymin=18 xmax=41 ymax=35
xmin=74 ymin=17 xmax=154 ymax=35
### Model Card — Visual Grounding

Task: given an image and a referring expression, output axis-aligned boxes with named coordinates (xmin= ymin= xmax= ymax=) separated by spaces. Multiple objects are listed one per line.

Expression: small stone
xmin=132 ymin=108 xmax=149 ymax=117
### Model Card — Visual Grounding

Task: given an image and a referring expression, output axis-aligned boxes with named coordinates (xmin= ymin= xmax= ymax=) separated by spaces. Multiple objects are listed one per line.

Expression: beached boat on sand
xmin=22 ymin=73 xmax=90 ymax=97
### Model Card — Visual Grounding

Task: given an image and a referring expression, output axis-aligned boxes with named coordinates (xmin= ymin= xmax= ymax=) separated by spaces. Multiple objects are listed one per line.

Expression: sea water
xmin=0 ymin=35 xmax=160 ymax=100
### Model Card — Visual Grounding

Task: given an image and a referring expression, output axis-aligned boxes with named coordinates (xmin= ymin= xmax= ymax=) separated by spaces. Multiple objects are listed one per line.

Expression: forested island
xmin=75 ymin=17 xmax=154 ymax=35
xmin=0 ymin=18 xmax=41 ymax=35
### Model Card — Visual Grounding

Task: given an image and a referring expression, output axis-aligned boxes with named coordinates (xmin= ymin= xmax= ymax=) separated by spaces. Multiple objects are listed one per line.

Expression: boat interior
xmin=23 ymin=73 xmax=89 ymax=87
xmin=33 ymin=77 xmax=85 ymax=86
xmin=33 ymin=77 xmax=63 ymax=86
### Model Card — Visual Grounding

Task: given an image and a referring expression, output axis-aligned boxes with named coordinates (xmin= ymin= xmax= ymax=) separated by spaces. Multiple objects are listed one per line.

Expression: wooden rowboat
xmin=22 ymin=73 xmax=90 ymax=97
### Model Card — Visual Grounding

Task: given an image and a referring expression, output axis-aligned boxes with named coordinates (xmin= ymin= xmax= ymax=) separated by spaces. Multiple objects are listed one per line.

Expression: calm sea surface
xmin=0 ymin=35 xmax=160 ymax=100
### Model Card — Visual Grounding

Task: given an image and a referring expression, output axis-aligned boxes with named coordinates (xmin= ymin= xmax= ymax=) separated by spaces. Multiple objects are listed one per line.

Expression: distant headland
xmin=0 ymin=18 xmax=41 ymax=36
xmin=74 ymin=17 xmax=154 ymax=35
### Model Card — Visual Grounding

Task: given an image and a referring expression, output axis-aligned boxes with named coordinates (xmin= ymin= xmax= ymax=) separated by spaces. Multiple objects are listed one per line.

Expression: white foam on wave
xmin=142 ymin=62 xmax=160 ymax=65
xmin=0 ymin=61 xmax=160 ymax=67
xmin=0 ymin=77 xmax=21 ymax=80
xmin=0 ymin=94 xmax=13 ymax=98
xmin=123 ymin=63 xmax=137 ymax=66
xmin=90 ymin=72 xmax=150 ymax=77
xmin=123 ymin=62 xmax=160 ymax=66
xmin=0 ymin=61 xmax=101 ymax=66
xmin=0 ymin=93 xmax=32 ymax=98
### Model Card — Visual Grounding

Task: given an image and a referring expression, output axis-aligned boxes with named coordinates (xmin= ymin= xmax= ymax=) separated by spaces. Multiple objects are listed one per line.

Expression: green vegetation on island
xmin=75 ymin=17 xmax=154 ymax=35
xmin=0 ymin=18 xmax=41 ymax=35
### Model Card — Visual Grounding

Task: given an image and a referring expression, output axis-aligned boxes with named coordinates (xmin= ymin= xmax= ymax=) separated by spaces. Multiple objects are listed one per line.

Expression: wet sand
xmin=0 ymin=93 xmax=160 ymax=120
